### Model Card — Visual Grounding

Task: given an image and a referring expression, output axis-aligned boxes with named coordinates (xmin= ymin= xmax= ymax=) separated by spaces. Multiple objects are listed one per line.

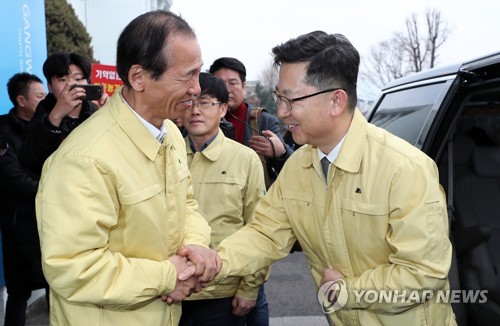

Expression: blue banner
xmin=0 ymin=0 xmax=47 ymax=114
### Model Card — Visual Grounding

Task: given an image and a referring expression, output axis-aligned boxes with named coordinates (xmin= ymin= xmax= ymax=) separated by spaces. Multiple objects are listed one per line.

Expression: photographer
xmin=23 ymin=52 xmax=107 ymax=176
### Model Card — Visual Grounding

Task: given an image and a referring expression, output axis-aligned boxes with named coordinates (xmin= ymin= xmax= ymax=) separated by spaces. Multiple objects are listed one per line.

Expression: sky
xmin=166 ymin=0 xmax=499 ymax=95
xmin=77 ymin=0 xmax=500 ymax=100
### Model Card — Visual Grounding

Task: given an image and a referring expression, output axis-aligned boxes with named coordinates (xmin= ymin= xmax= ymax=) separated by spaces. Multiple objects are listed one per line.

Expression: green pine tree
xmin=45 ymin=0 xmax=96 ymax=61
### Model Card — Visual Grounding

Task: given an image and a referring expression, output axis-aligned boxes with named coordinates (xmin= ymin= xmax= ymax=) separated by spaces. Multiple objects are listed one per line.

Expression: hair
xmin=199 ymin=72 xmax=229 ymax=103
xmin=208 ymin=57 xmax=247 ymax=83
xmin=42 ymin=52 xmax=91 ymax=84
xmin=7 ymin=72 xmax=43 ymax=107
xmin=116 ymin=10 xmax=196 ymax=87
xmin=272 ymin=31 xmax=360 ymax=110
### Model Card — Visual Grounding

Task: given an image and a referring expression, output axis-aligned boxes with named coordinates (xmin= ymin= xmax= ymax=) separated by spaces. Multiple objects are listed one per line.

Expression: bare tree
xmin=361 ymin=8 xmax=451 ymax=90
xmin=258 ymin=59 xmax=279 ymax=89
xmin=361 ymin=39 xmax=407 ymax=89
xmin=426 ymin=10 xmax=450 ymax=68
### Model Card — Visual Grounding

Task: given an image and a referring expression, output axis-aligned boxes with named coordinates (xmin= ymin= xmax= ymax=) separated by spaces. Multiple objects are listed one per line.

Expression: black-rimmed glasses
xmin=272 ymin=88 xmax=344 ymax=111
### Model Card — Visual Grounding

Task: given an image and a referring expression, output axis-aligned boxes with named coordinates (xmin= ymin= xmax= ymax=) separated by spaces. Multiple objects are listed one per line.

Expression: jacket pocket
xmin=281 ymin=190 xmax=316 ymax=224
xmin=119 ymin=184 xmax=163 ymax=205
xmin=341 ymin=198 xmax=389 ymax=216
xmin=283 ymin=190 xmax=313 ymax=202
xmin=195 ymin=176 xmax=247 ymax=225
xmin=281 ymin=190 xmax=321 ymax=252
xmin=340 ymin=198 xmax=390 ymax=256
xmin=424 ymin=199 xmax=448 ymax=263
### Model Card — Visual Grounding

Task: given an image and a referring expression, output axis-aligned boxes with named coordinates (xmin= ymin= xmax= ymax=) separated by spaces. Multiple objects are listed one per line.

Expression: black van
xmin=368 ymin=52 xmax=500 ymax=326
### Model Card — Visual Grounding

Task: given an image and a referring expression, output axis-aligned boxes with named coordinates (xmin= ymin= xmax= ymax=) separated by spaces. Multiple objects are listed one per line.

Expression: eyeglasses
xmin=272 ymin=88 xmax=344 ymax=112
xmin=192 ymin=100 xmax=222 ymax=110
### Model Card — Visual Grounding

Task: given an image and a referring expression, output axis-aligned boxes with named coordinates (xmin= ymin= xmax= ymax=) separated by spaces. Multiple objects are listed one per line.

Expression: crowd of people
xmin=0 ymin=9 xmax=456 ymax=326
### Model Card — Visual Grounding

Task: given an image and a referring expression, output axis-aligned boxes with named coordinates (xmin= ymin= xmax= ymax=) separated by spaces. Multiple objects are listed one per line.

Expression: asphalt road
xmin=266 ymin=251 xmax=326 ymax=318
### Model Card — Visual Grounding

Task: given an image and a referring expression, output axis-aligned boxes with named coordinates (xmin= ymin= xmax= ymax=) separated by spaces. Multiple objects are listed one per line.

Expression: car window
xmin=370 ymin=82 xmax=449 ymax=148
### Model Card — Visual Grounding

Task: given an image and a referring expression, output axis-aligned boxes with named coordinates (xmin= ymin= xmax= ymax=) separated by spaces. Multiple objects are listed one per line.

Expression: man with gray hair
xmin=36 ymin=11 xmax=220 ymax=325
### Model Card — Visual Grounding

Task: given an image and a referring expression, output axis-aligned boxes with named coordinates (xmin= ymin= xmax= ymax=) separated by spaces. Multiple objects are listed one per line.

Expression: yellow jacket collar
xmin=185 ymin=130 xmax=225 ymax=162
xmin=109 ymin=87 xmax=170 ymax=161
xmin=302 ymin=109 xmax=367 ymax=174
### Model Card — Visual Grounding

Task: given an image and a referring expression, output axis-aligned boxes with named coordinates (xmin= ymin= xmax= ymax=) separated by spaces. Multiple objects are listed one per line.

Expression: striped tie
xmin=157 ymin=133 xmax=165 ymax=143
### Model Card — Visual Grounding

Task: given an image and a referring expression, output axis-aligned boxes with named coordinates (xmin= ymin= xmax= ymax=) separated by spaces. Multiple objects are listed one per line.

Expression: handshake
xmin=162 ymin=244 xmax=222 ymax=304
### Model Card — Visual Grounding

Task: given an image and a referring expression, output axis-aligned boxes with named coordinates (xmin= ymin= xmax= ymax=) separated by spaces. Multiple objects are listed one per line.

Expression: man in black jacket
xmin=2 ymin=53 xmax=104 ymax=324
xmin=22 ymin=52 xmax=106 ymax=176
xmin=0 ymin=72 xmax=47 ymax=326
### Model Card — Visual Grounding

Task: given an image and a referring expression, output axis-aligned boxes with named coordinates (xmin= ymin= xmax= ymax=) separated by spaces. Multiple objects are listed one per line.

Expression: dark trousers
xmin=180 ymin=297 xmax=246 ymax=326
xmin=4 ymin=287 xmax=49 ymax=326
xmin=246 ymin=285 xmax=269 ymax=326
xmin=4 ymin=288 xmax=30 ymax=326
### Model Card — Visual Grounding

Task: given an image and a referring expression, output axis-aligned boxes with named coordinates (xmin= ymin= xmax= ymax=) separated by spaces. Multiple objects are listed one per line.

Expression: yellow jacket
xmin=36 ymin=89 xmax=211 ymax=325
xmin=185 ymin=131 xmax=268 ymax=300
xmin=217 ymin=109 xmax=455 ymax=325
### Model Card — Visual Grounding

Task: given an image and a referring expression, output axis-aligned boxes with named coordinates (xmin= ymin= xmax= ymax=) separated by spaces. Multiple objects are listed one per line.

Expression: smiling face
xmin=276 ymin=62 xmax=338 ymax=150
xmin=276 ymin=62 xmax=352 ymax=154
xmin=140 ymin=35 xmax=203 ymax=125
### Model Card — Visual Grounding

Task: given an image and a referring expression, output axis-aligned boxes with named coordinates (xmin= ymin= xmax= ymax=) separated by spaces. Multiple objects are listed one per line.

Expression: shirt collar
xmin=186 ymin=130 xmax=225 ymax=162
xmin=317 ymin=134 xmax=347 ymax=163
xmin=120 ymin=92 xmax=167 ymax=142
xmin=188 ymin=133 xmax=218 ymax=153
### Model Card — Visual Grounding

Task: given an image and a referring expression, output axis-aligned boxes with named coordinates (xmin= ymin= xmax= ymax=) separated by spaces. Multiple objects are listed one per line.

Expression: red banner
xmin=91 ymin=63 xmax=124 ymax=97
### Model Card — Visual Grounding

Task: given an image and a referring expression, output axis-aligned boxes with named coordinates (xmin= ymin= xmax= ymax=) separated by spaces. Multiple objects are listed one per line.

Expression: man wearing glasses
xmin=213 ymin=31 xmax=456 ymax=325
xmin=209 ymin=57 xmax=290 ymax=325
xmin=179 ymin=72 xmax=268 ymax=325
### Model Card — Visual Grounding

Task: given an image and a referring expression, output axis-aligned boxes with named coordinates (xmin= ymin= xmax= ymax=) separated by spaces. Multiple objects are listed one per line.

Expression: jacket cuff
xmin=235 ymin=283 xmax=260 ymax=301
xmin=161 ymin=260 xmax=179 ymax=295
xmin=43 ymin=115 xmax=63 ymax=134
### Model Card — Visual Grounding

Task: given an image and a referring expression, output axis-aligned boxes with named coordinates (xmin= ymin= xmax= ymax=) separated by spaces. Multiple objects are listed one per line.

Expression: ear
xmin=16 ymin=95 xmax=26 ymax=108
xmin=220 ymin=103 xmax=228 ymax=118
xmin=330 ymin=89 xmax=348 ymax=117
xmin=128 ymin=65 xmax=145 ymax=92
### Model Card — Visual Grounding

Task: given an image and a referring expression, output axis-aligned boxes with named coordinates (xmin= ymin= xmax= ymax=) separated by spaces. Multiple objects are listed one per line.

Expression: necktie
xmin=321 ymin=157 xmax=330 ymax=179
xmin=157 ymin=132 xmax=165 ymax=143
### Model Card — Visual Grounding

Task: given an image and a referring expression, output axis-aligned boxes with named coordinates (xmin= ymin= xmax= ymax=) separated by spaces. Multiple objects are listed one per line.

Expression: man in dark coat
xmin=0 ymin=72 xmax=47 ymax=326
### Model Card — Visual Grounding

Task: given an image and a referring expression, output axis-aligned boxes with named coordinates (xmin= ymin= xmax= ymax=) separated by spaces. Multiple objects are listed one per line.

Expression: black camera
xmin=71 ymin=84 xmax=103 ymax=101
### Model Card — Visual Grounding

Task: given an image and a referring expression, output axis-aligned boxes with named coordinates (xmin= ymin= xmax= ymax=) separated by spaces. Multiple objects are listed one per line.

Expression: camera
xmin=71 ymin=84 xmax=103 ymax=101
